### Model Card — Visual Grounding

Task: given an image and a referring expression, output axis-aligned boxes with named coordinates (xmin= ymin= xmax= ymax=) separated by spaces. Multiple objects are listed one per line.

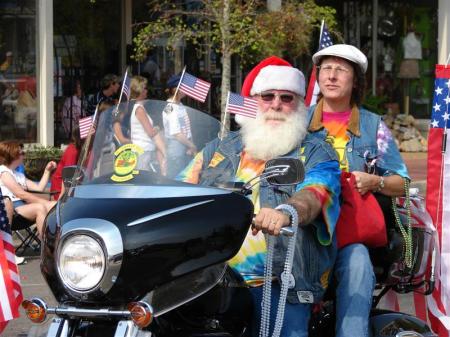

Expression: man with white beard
xmin=179 ymin=56 xmax=340 ymax=336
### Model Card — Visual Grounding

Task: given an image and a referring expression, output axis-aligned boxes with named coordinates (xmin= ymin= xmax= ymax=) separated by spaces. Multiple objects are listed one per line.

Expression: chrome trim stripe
xmin=74 ymin=184 xmax=230 ymax=199
xmin=127 ymin=199 xmax=214 ymax=227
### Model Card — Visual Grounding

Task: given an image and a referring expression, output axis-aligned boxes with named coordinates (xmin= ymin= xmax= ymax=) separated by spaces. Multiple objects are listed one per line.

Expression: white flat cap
xmin=312 ymin=44 xmax=368 ymax=73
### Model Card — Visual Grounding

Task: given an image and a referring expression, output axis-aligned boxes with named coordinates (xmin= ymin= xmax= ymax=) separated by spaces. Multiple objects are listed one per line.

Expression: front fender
xmin=370 ymin=309 xmax=436 ymax=337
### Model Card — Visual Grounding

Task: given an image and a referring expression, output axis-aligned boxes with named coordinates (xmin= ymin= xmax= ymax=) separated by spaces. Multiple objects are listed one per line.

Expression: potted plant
xmin=24 ymin=145 xmax=62 ymax=181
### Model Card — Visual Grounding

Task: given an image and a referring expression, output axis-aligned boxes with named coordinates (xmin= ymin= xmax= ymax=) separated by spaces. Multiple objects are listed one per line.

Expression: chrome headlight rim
xmin=56 ymin=218 xmax=124 ymax=298
xmin=56 ymin=232 xmax=106 ymax=293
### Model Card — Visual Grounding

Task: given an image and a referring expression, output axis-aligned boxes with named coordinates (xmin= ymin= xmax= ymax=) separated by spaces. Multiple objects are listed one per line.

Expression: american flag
xmin=179 ymin=72 xmax=211 ymax=103
xmin=0 ymin=192 xmax=23 ymax=333
xmin=425 ymin=65 xmax=450 ymax=336
xmin=305 ymin=21 xmax=333 ymax=107
xmin=79 ymin=115 xmax=94 ymax=139
xmin=226 ymin=92 xmax=258 ymax=118
xmin=121 ymin=69 xmax=131 ymax=100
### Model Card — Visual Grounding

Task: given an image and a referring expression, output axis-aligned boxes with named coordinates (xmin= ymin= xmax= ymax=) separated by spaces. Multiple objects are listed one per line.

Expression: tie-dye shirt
xmin=321 ymin=110 xmax=409 ymax=178
xmin=322 ymin=110 xmax=351 ymax=171
xmin=178 ymin=149 xmax=336 ymax=287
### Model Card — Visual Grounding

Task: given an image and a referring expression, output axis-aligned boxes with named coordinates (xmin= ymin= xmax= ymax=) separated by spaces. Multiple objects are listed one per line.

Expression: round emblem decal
xmin=111 ymin=144 xmax=144 ymax=182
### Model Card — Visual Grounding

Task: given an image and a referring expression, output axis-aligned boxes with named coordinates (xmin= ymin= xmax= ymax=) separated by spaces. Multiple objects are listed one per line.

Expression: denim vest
xmin=307 ymin=104 xmax=409 ymax=178
xmin=199 ymin=132 xmax=339 ymax=303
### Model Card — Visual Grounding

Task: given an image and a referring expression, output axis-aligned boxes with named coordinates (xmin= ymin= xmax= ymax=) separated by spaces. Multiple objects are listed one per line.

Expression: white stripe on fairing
xmin=127 ymin=199 xmax=214 ymax=227
xmin=0 ymin=265 xmax=13 ymax=320
xmin=74 ymin=185 xmax=230 ymax=199
xmin=441 ymin=134 xmax=450 ymax=316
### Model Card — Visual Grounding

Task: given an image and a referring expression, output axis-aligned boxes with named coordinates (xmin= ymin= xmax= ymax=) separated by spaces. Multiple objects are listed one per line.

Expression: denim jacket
xmin=307 ymin=102 xmax=409 ymax=178
xmin=198 ymin=131 xmax=340 ymax=304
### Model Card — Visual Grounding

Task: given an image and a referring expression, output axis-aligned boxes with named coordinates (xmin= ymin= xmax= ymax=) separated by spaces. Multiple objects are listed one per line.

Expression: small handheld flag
xmin=118 ymin=69 xmax=131 ymax=103
xmin=226 ymin=92 xmax=258 ymax=118
xmin=179 ymin=72 xmax=211 ymax=103
xmin=79 ymin=116 xmax=94 ymax=139
xmin=305 ymin=21 xmax=333 ymax=107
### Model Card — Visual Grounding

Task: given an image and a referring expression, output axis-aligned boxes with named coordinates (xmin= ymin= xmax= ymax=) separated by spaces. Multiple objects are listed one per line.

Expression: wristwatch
xmin=376 ymin=176 xmax=385 ymax=192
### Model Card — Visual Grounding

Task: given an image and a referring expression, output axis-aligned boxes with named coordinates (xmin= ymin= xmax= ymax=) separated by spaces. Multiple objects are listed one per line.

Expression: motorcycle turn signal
xmin=22 ymin=298 xmax=47 ymax=323
xmin=127 ymin=301 xmax=153 ymax=328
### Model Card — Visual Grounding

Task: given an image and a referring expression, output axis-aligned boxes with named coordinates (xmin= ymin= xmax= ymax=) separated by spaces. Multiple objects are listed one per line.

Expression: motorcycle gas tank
xmin=42 ymin=181 xmax=253 ymax=305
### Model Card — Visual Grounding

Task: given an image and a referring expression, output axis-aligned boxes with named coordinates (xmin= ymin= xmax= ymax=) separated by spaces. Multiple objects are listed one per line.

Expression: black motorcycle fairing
xmin=41 ymin=185 xmax=253 ymax=305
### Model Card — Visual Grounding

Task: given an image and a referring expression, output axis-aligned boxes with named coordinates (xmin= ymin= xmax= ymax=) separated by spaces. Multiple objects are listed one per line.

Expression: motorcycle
xmin=22 ymin=100 xmax=437 ymax=337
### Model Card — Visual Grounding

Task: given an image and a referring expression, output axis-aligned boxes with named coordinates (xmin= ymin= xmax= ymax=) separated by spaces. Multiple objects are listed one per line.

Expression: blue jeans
xmin=250 ymin=284 xmax=311 ymax=337
xmin=334 ymin=243 xmax=375 ymax=337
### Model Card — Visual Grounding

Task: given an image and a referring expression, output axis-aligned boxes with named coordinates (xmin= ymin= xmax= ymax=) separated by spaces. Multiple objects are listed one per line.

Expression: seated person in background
xmin=0 ymin=141 xmax=57 ymax=238
xmin=50 ymin=125 xmax=85 ymax=200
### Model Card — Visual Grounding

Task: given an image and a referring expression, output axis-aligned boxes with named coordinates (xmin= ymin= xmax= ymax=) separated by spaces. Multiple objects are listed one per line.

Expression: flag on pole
xmin=122 ymin=70 xmax=131 ymax=100
xmin=179 ymin=72 xmax=211 ymax=103
xmin=226 ymin=92 xmax=258 ymax=118
xmin=79 ymin=115 xmax=94 ymax=139
xmin=0 ymin=192 xmax=23 ymax=334
xmin=305 ymin=21 xmax=333 ymax=107
xmin=426 ymin=64 xmax=450 ymax=337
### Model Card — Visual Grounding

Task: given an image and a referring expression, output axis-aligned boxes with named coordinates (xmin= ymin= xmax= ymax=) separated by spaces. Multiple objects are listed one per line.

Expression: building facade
xmin=0 ymin=0 xmax=449 ymax=146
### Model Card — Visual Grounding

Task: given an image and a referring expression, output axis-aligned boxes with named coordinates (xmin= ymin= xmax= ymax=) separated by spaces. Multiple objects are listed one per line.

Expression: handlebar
xmin=251 ymin=218 xmax=295 ymax=237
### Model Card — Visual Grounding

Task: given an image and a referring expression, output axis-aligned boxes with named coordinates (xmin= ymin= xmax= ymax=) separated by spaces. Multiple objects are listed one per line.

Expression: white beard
xmin=239 ymin=103 xmax=308 ymax=161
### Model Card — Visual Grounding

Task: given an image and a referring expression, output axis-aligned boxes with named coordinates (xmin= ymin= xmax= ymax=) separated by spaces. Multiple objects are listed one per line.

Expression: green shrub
xmin=24 ymin=145 xmax=62 ymax=181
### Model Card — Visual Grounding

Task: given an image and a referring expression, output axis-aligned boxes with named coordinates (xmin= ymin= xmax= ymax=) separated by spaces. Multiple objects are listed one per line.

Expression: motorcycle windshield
xmin=74 ymin=99 xmax=236 ymax=188
xmin=68 ymin=100 xmax=244 ymax=314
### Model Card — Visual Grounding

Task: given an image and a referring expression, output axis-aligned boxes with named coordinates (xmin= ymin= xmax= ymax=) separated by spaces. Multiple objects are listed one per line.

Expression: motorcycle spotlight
xmin=57 ymin=234 xmax=106 ymax=291
xmin=127 ymin=301 xmax=153 ymax=328
xmin=22 ymin=298 xmax=47 ymax=323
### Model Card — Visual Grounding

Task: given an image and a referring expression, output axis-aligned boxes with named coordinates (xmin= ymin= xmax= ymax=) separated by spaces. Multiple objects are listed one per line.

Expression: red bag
xmin=336 ymin=172 xmax=387 ymax=249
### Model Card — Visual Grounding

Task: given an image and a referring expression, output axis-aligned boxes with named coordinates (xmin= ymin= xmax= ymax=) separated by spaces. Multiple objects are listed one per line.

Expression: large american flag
xmin=0 ymin=192 xmax=23 ymax=333
xmin=426 ymin=65 xmax=450 ymax=336
xmin=305 ymin=21 xmax=333 ymax=107
xmin=226 ymin=92 xmax=258 ymax=118
xmin=179 ymin=72 xmax=211 ymax=103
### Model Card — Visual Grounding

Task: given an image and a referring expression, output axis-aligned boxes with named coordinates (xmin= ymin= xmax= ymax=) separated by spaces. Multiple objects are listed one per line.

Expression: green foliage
xmin=133 ymin=0 xmax=338 ymax=64
xmin=24 ymin=146 xmax=62 ymax=181
xmin=362 ymin=94 xmax=388 ymax=115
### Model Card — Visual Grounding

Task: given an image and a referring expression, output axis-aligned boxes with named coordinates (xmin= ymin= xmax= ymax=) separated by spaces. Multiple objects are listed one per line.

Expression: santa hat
xmin=241 ymin=56 xmax=305 ymax=97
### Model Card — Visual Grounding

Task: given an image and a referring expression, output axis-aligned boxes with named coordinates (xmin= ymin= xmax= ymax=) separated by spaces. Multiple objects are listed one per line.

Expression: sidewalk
xmin=401 ymin=152 xmax=427 ymax=195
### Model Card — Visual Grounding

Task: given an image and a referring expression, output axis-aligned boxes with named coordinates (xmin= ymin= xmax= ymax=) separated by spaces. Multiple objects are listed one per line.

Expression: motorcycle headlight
xmin=58 ymin=234 xmax=106 ymax=291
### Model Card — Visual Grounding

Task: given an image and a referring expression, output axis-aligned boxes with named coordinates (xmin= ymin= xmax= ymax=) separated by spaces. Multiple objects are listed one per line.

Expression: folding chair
xmin=11 ymin=212 xmax=41 ymax=256
xmin=3 ymin=196 xmax=42 ymax=256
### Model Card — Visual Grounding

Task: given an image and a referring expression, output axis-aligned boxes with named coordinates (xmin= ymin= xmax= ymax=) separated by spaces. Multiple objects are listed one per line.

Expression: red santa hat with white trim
xmin=236 ymin=56 xmax=305 ymax=125
xmin=241 ymin=56 xmax=305 ymax=97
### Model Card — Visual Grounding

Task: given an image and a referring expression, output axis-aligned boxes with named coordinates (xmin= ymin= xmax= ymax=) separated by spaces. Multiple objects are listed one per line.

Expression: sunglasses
xmin=259 ymin=92 xmax=296 ymax=104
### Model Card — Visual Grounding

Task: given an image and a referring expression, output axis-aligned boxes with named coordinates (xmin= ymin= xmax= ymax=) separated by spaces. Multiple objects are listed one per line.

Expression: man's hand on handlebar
xmin=252 ymin=208 xmax=291 ymax=236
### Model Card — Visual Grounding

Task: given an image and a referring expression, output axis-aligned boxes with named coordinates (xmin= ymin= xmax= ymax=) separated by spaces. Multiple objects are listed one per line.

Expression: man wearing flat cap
xmin=307 ymin=44 xmax=409 ymax=337
xmin=179 ymin=56 xmax=341 ymax=336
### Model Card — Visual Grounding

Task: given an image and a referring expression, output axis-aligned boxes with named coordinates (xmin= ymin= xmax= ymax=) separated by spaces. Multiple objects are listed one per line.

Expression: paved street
xmin=3 ymin=151 xmax=428 ymax=336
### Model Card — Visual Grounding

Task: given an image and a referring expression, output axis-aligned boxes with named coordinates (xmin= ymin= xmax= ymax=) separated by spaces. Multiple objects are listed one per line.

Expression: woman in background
xmin=0 ymin=141 xmax=56 ymax=238
xmin=129 ymin=76 xmax=167 ymax=175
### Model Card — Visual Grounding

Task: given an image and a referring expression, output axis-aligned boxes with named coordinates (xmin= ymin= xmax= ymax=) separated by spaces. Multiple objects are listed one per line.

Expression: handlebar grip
xmin=280 ymin=226 xmax=295 ymax=237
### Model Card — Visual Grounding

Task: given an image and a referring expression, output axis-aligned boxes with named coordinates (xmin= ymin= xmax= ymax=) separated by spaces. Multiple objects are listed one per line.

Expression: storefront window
xmin=0 ymin=0 xmax=37 ymax=143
